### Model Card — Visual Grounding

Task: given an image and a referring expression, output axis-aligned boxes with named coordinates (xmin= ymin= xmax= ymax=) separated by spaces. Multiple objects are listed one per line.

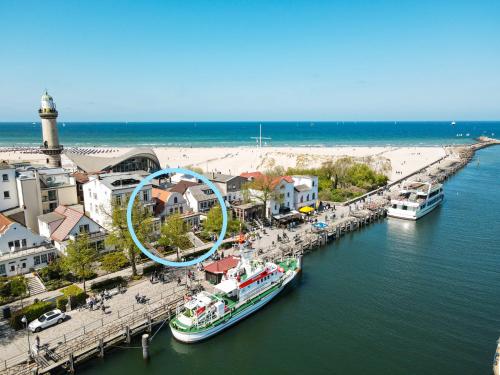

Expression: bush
xmin=0 ymin=276 xmax=28 ymax=304
xmin=10 ymin=301 xmax=55 ymax=330
xmin=100 ymin=252 xmax=129 ymax=273
xmin=61 ymin=285 xmax=87 ymax=307
xmin=142 ymin=263 xmax=164 ymax=275
xmin=56 ymin=296 xmax=68 ymax=312
xmin=37 ymin=259 xmax=75 ymax=291
xmin=90 ymin=276 xmax=126 ymax=292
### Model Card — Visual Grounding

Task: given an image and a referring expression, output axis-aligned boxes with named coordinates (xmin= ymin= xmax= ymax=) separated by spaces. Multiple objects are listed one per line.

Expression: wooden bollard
xmin=98 ymin=338 xmax=104 ymax=357
xmin=125 ymin=326 xmax=131 ymax=344
xmin=68 ymin=353 xmax=75 ymax=374
xmin=142 ymin=334 xmax=149 ymax=360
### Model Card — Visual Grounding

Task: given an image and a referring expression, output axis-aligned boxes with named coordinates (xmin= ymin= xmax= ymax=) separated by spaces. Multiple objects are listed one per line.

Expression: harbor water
xmin=79 ymin=146 xmax=500 ymax=374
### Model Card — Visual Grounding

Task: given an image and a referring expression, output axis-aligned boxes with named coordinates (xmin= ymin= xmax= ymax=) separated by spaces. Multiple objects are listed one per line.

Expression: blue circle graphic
xmin=126 ymin=168 xmax=228 ymax=267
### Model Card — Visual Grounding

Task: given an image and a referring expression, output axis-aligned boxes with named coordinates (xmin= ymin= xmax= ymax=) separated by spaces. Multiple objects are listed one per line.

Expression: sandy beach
xmin=0 ymin=145 xmax=452 ymax=182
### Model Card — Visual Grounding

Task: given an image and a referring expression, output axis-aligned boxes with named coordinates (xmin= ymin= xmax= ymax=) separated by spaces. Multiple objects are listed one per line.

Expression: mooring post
xmin=142 ymin=334 xmax=149 ymax=360
xmin=68 ymin=353 xmax=75 ymax=374
xmin=125 ymin=326 xmax=131 ymax=344
xmin=98 ymin=338 xmax=104 ymax=357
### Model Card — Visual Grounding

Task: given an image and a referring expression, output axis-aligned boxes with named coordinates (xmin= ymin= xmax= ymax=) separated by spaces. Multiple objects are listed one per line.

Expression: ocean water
xmin=78 ymin=146 xmax=500 ymax=375
xmin=0 ymin=121 xmax=499 ymax=147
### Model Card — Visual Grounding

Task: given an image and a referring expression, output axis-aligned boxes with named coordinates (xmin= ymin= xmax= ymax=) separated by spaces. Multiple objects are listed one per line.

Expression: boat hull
xmin=388 ymin=195 xmax=443 ymax=220
xmin=170 ymin=266 xmax=300 ymax=343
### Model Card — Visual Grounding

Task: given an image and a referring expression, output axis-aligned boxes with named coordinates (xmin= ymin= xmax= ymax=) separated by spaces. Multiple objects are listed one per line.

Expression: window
xmin=10 ymin=265 xmax=15 ymax=272
xmin=312 ymin=193 xmax=316 ymax=199
xmin=41 ymin=254 xmax=48 ymax=263
xmin=115 ymin=195 xmax=122 ymax=205
xmin=3 ymin=191 xmax=10 ymax=199
xmin=306 ymin=194 xmax=309 ymax=201
xmin=0 ymin=264 xmax=5 ymax=275
xmin=48 ymin=190 xmax=57 ymax=201
xmin=79 ymin=224 xmax=90 ymax=233
xmin=34 ymin=256 xmax=41 ymax=265
xmin=142 ymin=191 xmax=149 ymax=201
xmin=300 ymin=196 xmax=304 ymax=203
xmin=2 ymin=174 xmax=8 ymax=182
xmin=8 ymin=241 xmax=14 ymax=249
xmin=174 ymin=197 xmax=178 ymax=204
xmin=312 ymin=180 xmax=315 ymax=186
xmin=21 ymin=239 xmax=27 ymax=248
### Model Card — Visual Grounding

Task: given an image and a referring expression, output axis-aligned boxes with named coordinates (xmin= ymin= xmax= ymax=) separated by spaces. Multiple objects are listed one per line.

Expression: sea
xmin=0 ymin=121 xmax=499 ymax=147
xmin=75 ymin=146 xmax=500 ymax=375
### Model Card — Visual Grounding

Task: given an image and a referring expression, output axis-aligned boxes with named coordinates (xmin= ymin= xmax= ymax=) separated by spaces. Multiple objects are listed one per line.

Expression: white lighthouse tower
xmin=39 ymin=90 xmax=63 ymax=167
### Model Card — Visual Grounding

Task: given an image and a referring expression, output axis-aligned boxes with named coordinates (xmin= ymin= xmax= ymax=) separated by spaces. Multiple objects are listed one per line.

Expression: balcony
xmin=68 ymin=229 xmax=107 ymax=242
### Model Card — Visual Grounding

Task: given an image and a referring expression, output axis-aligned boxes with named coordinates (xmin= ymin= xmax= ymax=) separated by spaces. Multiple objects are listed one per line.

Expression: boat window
xmin=392 ymin=204 xmax=397 ymax=209
xmin=402 ymin=206 xmax=407 ymax=210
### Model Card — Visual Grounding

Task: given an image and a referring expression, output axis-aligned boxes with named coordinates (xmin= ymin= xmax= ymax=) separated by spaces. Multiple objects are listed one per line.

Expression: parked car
xmin=28 ymin=309 xmax=66 ymax=332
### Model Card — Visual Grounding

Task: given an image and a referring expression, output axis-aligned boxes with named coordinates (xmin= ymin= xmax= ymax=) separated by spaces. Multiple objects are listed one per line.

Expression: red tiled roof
xmin=240 ymin=171 xmax=263 ymax=180
xmin=204 ymin=256 xmax=239 ymax=274
xmin=72 ymin=171 xmax=89 ymax=184
xmin=169 ymin=180 xmax=199 ymax=194
xmin=51 ymin=206 xmax=85 ymax=242
xmin=240 ymin=172 xmax=293 ymax=190
xmin=152 ymin=188 xmax=172 ymax=216
xmin=0 ymin=213 xmax=13 ymax=234
xmin=152 ymin=187 xmax=172 ymax=202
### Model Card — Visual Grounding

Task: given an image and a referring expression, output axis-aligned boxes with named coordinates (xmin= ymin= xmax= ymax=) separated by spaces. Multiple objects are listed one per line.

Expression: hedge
xmin=56 ymin=296 xmax=68 ymax=312
xmin=61 ymin=285 xmax=87 ymax=307
xmin=90 ymin=276 xmax=126 ymax=292
xmin=10 ymin=301 xmax=55 ymax=330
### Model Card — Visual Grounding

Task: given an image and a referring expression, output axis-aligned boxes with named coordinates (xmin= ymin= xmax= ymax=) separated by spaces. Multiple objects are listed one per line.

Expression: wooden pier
xmin=1 ymin=285 xmax=187 ymax=375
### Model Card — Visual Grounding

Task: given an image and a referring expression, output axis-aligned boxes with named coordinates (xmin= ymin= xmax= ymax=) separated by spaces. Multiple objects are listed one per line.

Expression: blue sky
xmin=0 ymin=0 xmax=499 ymax=121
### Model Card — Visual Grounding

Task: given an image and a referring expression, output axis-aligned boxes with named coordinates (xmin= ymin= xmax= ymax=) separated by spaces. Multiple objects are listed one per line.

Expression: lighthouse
xmin=39 ymin=91 xmax=63 ymax=167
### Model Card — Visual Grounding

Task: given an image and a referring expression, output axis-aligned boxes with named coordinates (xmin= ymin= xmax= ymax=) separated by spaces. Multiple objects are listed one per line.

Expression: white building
xmin=2 ymin=167 xmax=78 ymax=234
xmin=170 ymin=172 xmax=198 ymax=184
xmin=240 ymin=172 xmax=295 ymax=218
xmin=184 ymin=184 xmax=219 ymax=213
xmin=0 ymin=213 xmax=57 ymax=277
xmin=0 ymin=163 xmax=19 ymax=212
xmin=292 ymin=175 xmax=319 ymax=210
xmin=83 ymin=173 xmax=154 ymax=230
xmin=153 ymin=188 xmax=189 ymax=219
xmin=38 ymin=205 xmax=107 ymax=254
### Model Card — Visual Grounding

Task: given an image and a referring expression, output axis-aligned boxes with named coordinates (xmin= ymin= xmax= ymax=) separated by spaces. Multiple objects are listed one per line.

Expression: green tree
xmin=106 ymin=196 xmax=156 ymax=277
xmin=158 ymin=213 xmax=192 ymax=259
xmin=241 ymin=167 xmax=284 ymax=217
xmin=100 ymin=251 xmax=129 ymax=273
xmin=203 ymin=206 xmax=242 ymax=237
xmin=63 ymin=233 xmax=98 ymax=292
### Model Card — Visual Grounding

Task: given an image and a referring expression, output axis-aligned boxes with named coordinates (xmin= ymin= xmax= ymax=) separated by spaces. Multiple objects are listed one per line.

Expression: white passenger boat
xmin=388 ymin=181 xmax=444 ymax=220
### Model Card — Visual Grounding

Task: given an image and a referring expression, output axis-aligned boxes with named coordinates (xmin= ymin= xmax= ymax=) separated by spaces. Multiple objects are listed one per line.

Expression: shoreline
xmin=0 ymin=144 xmax=454 ymax=183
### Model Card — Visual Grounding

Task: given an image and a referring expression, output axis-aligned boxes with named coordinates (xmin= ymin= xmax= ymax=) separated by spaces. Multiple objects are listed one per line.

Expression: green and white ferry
xmin=170 ymin=246 xmax=301 ymax=343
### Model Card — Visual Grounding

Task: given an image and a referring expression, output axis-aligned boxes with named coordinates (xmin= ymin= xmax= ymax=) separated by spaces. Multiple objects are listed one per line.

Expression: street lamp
xmin=20 ymin=315 xmax=32 ymax=362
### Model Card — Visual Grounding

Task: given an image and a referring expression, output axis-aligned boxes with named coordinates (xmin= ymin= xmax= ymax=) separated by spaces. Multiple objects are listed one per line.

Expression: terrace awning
xmin=299 ymin=206 xmax=314 ymax=213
